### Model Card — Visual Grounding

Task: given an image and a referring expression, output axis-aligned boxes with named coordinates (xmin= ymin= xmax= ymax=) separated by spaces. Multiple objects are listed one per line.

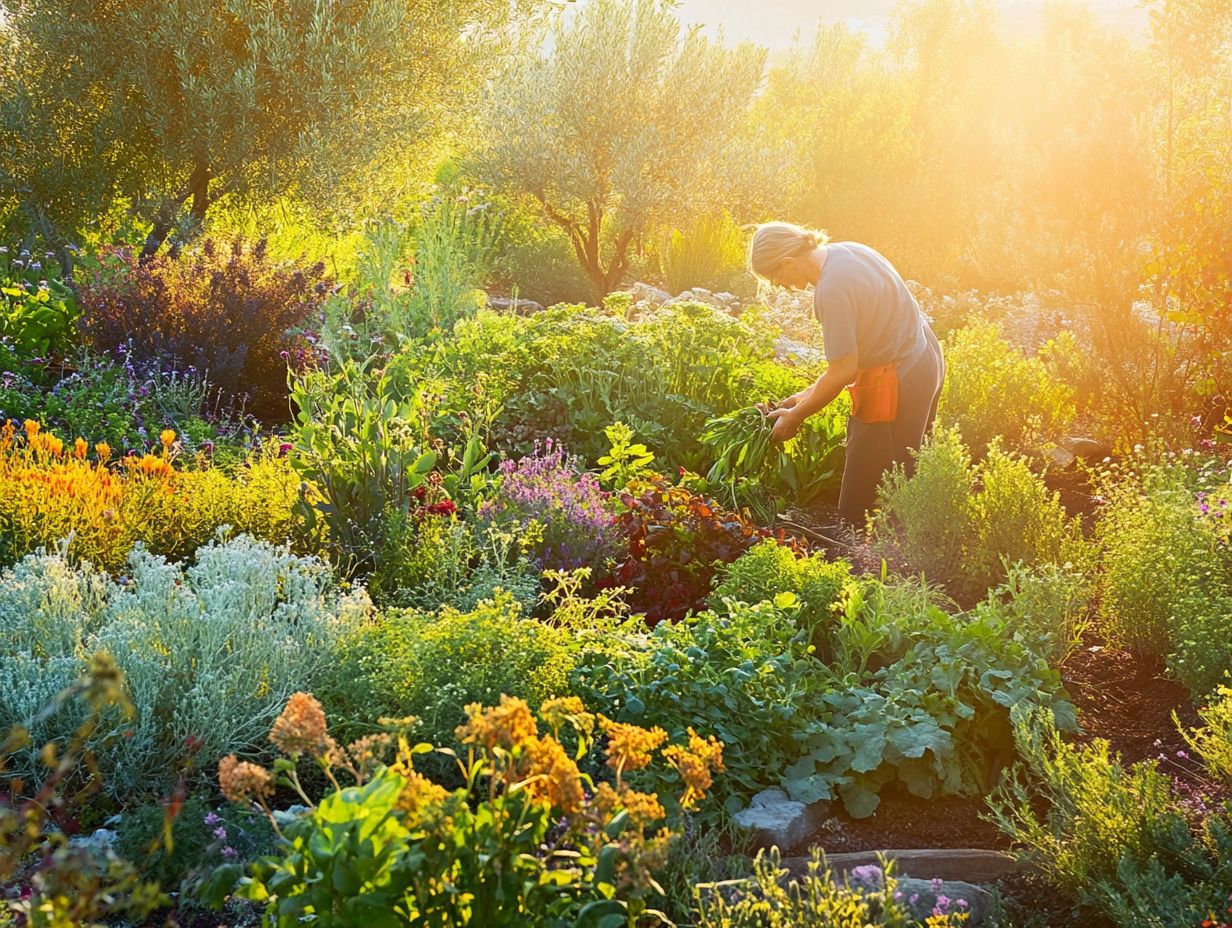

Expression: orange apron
xmin=846 ymin=363 xmax=899 ymax=424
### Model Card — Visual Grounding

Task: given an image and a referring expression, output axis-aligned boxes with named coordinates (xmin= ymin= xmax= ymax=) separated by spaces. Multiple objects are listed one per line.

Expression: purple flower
xmin=213 ymin=826 xmax=228 ymax=841
xmin=278 ymin=442 xmax=293 ymax=457
xmin=221 ymin=846 xmax=238 ymax=859
xmin=203 ymin=811 xmax=222 ymax=826
xmin=850 ymin=864 xmax=883 ymax=889
xmin=957 ymin=898 xmax=969 ymax=909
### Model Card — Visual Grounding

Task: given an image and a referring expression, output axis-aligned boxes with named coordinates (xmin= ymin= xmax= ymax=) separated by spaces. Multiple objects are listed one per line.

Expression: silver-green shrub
xmin=0 ymin=535 xmax=370 ymax=799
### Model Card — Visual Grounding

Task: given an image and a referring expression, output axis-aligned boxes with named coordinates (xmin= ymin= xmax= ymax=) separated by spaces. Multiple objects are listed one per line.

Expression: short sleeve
xmin=814 ymin=277 xmax=859 ymax=364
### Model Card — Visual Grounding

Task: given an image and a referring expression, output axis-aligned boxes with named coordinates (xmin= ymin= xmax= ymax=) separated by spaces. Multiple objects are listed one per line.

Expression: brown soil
xmin=810 ymin=793 xmax=1008 ymax=854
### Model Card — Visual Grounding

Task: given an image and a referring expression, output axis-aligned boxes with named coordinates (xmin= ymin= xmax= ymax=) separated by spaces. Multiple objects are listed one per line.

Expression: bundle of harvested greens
xmin=700 ymin=404 xmax=844 ymax=517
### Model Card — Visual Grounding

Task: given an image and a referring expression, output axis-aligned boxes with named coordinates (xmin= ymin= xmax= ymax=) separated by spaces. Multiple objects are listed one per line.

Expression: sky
xmin=670 ymin=0 xmax=1146 ymax=49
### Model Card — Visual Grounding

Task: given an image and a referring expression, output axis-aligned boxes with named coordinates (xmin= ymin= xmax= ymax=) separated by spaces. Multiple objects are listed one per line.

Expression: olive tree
xmin=0 ymin=0 xmax=541 ymax=268
xmin=477 ymin=0 xmax=766 ymax=299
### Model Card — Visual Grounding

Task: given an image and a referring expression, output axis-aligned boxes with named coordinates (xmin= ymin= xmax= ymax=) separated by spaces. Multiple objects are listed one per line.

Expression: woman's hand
xmin=767 ymin=406 xmax=803 ymax=442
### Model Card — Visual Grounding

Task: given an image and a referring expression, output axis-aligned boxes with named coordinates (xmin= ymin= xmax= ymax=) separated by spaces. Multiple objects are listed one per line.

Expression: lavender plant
xmin=478 ymin=439 xmax=622 ymax=572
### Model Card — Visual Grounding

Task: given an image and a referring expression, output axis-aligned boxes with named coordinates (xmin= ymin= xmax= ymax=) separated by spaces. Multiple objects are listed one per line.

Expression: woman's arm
xmin=768 ymin=351 xmax=858 ymax=441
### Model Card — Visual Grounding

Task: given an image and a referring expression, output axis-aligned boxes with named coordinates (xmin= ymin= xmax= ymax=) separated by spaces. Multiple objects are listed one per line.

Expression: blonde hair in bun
xmin=746 ymin=221 xmax=830 ymax=282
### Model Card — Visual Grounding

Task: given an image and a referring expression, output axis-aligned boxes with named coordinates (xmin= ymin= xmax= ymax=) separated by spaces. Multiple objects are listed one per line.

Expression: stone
xmin=732 ymin=787 xmax=829 ymax=852
xmin=1045 ymin=445 xmax=1076 ymax=469
xmin=1061 ymin=436 xmax=1109 ymax=460
xmin=790 ymin=848 xmax=1027 ymax=884
xmin=774 ymin=336 xmax=824 ymax=366
xmin=629 ymin=282 xmax=671 ymax=306
xmin=895 ymin=876 xmax=991 ymax=923
xmin=70 ymin=827 xmax=118 ymax=856
xmin=272 ymin=804 xmax=312 ymax=827
xmin=714 ymin=291 xmax=738 ymax=304
xmin=487 ymin=296 xmax=545 ymax=316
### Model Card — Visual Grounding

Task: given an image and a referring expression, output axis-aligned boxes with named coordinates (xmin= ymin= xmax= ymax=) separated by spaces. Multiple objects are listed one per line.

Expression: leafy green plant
xmin=597 ymin=420 xmax=656 ymax=490
xmin=0 ymin=265 xmax=79 ymax=358
xmin=575 ymin=596 xmax=823 ymax=821
xmin=784 ymin=576 xmax=1075 ymax=817
xmin=709 ymin=540 xmax=852 ymax=657
xmin=289 ymin=359 xmax=438 ymax=576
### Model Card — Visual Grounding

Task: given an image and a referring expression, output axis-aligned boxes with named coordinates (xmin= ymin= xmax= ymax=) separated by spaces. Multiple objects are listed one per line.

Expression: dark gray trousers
xmin=837 ymin=324 xmax=945 ymax=525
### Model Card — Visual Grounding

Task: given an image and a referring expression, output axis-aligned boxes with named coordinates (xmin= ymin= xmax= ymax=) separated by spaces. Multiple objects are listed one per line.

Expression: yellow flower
xmin=74 ymin=437 xmax=88 ymax=458
xmin=218 ymin=754 xmax=273 ymax=804
xmin=95 ymin=441 xmax=111 ymax=462
xmin=160 ymin=429 xmax=176 ymax=449
xmin=269 ymin=691 xmax=335 ymax=758
xmin=456 ymin=695 xmax=539 ymax=752
xmin=23 ymin=419 xmax=39 ymax=439
xmin=598 ymin=715 xmax=667 ymax=773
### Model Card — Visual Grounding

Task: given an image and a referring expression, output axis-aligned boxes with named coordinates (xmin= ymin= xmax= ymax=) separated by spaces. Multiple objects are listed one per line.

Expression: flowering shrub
xmin=0 ymin=535 xmax=369 ymax=799
xmin=479 ymin=439 xmax=621 ymax=572
xmin=694 ymin=848 xmax=972 ymax=927
xmin=612 ymin=473 xmax=805 ymax=623
xmin=75 ymin=238 xmax=329 ymax=421
xmin=206 ymin=692 xmax=722 ymax=926
xmin=0 ymin=421 xmax=308 ymax=572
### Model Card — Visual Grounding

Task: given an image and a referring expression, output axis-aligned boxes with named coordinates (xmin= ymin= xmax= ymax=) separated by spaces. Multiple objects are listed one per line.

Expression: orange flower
xmin=269 ymin=692 xmax=335 ymax=758
xmin=395 ymin=768 xmax=450 ymax=825
xmin=218 ymin=754 xmax=273 ymax=804
xmin=591 ymin=782 xmax=665 ymax=827
xmin=524 ymin=735 xmax=584 ymax=813
xmin=662 ymin=728 xmax=725 ymax=809
xmin=598 ymin=715 xmax=667 ymax=773
xmin=74 ymin=437 xmax=88 ymax=458
xmin=23 ymin=419 xmax=39 ymax=439
xmin=456 ymin=695 xmax=539 ymax=752
xmin=124 ymin=453 xmax=174 ymax=479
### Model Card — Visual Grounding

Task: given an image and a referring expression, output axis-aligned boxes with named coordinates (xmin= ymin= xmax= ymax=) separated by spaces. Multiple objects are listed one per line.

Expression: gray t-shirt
xmin=812 ymin=242 xmax=925 ymax=369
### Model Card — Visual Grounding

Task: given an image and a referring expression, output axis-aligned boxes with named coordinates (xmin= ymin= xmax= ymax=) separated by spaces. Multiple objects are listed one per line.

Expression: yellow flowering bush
xmin=0 ymin=420 xmax=314 ymax=571
xmin=208 ymin=693 xmax=725 ymax=927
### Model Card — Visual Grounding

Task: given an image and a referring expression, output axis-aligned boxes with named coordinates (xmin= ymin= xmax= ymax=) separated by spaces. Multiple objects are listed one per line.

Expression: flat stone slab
xmin=732 ymin=787 xmax=830 ymax=852
xmin=784 ymin=847 xmax=1028 ymax=883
